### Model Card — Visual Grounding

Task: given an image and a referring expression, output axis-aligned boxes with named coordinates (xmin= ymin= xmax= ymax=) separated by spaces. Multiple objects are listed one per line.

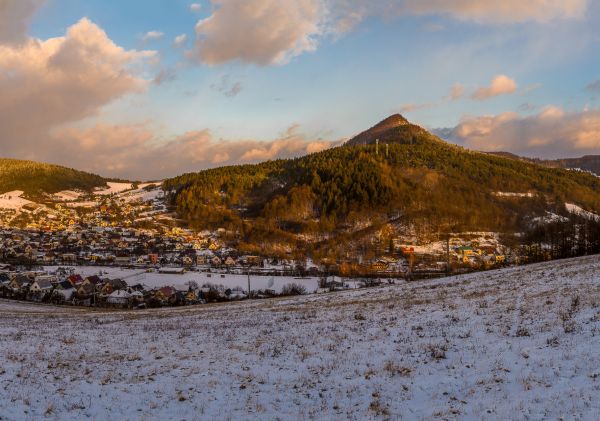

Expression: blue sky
xmin=0 ymin=0 xmax=599 ymax=178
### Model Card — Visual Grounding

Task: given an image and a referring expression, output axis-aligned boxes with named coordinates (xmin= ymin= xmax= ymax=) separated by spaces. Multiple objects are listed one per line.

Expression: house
xmin=455 ymin=246 xmax=477 ymax=256
xmin=100 ymin=278 xmax=127 ymax=295
xmin=62 ymin=253 xmax=77 ymax=262
xmin=9 ymin=274 xmax=30 ymax=291
xmin=224 ymin=256 xmax=237 ymax=267
xmin=114 ymin=255 xmax=130 ymax=264
xmin=370 ymin=259 xmax=390 ymax=272
xmin=184 ymin=290 xmax=198 ymax=304
xmin=154 ymin=286 xmax=176 ymax=303
xmin=76 ymin=282 xmax=96 ymax=297
xmin=29 ymin=278 xmax=54 ymax=294
xmin=106 ymin=289 xmax=131 ymax=307
xmin=53 ymin=280 xmax=75 ymax=301
xmin=243 ymin=255 xmax=262 ymax=266
xmin=0 ymin=273 xmax=10 ymax=288
xmin=67 ymin=274 xmax=84 ymax=287
xmin=211 ymin=256 xmax=222 ymax=266
xmin=83 ymin=275 xmax=103 ymax=288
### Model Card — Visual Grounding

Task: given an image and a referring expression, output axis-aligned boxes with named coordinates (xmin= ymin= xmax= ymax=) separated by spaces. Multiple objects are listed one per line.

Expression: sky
xmin=0 ymin=0 xmax=599 ymax=180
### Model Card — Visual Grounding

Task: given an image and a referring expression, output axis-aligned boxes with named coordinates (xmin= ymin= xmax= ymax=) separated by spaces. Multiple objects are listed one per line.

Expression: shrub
xmin=280 ymin=283 xmax=307 ymax=296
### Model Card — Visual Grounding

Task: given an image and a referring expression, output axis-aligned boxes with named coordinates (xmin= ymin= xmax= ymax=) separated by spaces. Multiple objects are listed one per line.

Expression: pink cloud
xmin=194 ymin=0 xmax=321 ymax=66
xmin=47 ymin=124 xmax=342 ymax=179
xmin=0 ymin=18 xmax=155 ymax=159
xmin=445 ymin=107 xmax=600 ymax=157
xmin=471 ymin=75 xmax=518 ymax=100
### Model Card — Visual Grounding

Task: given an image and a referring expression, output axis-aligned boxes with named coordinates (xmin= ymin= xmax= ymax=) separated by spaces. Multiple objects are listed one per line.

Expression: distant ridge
xmin=486 ymin=152 xmax=600 ymax=176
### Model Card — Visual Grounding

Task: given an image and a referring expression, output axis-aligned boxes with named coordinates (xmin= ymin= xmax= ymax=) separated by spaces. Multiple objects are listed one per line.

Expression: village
xmin=0 ymin=183 xmax=514 ymax=309
xmin=0 ymin=227 xmax=512 ymax=310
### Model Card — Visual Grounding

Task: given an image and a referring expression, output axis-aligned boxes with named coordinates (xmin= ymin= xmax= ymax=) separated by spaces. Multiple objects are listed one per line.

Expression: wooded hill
xmin=0 ymin=158 xmax=106 ymax=196
xmin=163 ymin=115 xmax=600 ymax=258
xmin=487 ymin=152 xmax=600 ymax=177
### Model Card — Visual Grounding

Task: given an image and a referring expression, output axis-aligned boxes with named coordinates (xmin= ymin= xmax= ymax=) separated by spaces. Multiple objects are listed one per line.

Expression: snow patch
xmin=565 ymin=203 xmax=600 ymax=221
xmin=494 ymin=191 xmax=535 ymax=198
xmin=94 ymin=182 xmax=134 ymax=195
xmin=0 ymin=190 xmax=33 ymax=211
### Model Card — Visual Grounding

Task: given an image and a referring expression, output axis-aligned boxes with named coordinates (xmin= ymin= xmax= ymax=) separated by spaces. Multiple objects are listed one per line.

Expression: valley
xmin=2 ymin=116 xmax=600 ymax=311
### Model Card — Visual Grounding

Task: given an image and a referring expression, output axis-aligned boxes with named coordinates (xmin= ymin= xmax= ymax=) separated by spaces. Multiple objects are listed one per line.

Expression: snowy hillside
xmin=0 ymin=190 xmax=33 ymax=211
xmin=2 ymin=256 xmax=600 ymax=419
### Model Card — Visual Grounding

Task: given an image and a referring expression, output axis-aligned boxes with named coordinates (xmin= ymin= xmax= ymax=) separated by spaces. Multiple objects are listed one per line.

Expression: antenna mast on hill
xmin=376 ymin=138 xmax=379 ymax=155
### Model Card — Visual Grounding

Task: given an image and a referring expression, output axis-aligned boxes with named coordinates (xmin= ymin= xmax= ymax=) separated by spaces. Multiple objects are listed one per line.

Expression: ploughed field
xmin=1 ymin=256 xmax=600 ymax=419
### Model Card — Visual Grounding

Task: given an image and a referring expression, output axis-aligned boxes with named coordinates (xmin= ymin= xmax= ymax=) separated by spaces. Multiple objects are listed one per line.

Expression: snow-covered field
xmin=3 ymin=256 xmax=600 ymax=419
xmin=52 ymin=190 xmax=82 ymax=201
xmin=0 ymin=190 xmax=33 ymax=211
xmin=94 ymin=182 xmax=134 ymax=195
xmin=43 ymin=265 xmax=323 ymax=293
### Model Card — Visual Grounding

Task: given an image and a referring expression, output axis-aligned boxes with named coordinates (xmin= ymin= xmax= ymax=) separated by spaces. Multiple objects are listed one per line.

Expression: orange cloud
xmin=471 ymin=75 xmax=518 ymax=100
xmin=47 ymin=124 xmax=341 ymax=179
xmin=194 ymin=0 xmax=321 ymax=66
xmin=444 ymin=107 xmax=600 ymax=157
xmin=448 ymin=84 xmax=465 ymax=100
xmin=189 ymin=0 xmax=588 ymax=65
xmin=401 ymin=0 xmax=587 ymax=24
xmin=0 ymin=0 xmax=44 ymax=45
xmin=0 ymin=18 xmax=155 ymax=158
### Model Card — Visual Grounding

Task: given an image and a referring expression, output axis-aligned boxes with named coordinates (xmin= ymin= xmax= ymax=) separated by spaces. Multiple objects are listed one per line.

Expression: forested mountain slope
xmin=163 ymin=115 xmax=600 ymax=256
xmin=0 ymin=158 xmax=106 ymax=195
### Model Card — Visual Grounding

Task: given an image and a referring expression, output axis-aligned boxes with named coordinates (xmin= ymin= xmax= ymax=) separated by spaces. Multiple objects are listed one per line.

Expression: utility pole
xmin=247 ymin=265 xmax=251 ymax=299
xmin=386 ymin=143 xmax=389 ymax=158
xmin=446 ymin=235 xmax=451 ymax=275
xmin=375 ymin=138 xmax=379 ymax=155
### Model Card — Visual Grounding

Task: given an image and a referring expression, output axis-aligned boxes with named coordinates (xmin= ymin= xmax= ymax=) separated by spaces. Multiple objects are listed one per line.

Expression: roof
xmin=85 ymin=275 xmax=102 ymax=285
xmin=33 ymin=279 xmax=53 ymax=289
xmin=108 ymin=290 xmax=131 ymax=298
xmin=58 ymin=280 xmax=74 ymax=290
xmin=158 ymin=286 xmax=175 ymax=297
xmin=68 ymin=274 xmax=84 ymax=284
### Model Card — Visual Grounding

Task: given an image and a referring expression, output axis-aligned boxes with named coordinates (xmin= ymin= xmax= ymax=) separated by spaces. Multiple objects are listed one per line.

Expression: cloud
xmin=48 ymin=123 xmax=342 ymax=179
xmin=448 ymin=83 xmax=465 ymax=100
xmin=193 ymin=0 xmax=322 ymax=66
xmin=0 ymin=0 xmax=44 ymax=45
xmin=174 ymin=34 xmax=188 ymax=47
xmin=442 ymin=106 xmax=600 ymax=157
xmin=471 ymin=75 xmax=518 ymax=100
xmin=141 ymin=30 xmax=164 ymax=42
xmin=586 ymin=80 xmax=600 ymax=94
xmin=190 ymin=3 xmax=202 ymax=12
xmin=518 ymin=102 xmax=538 ymax=112
xmin=0 ymin=17 xmax=155 ymax=158
xmin=153 ymin=68 xmax=177 ymax=85
xmin=188 ymin=0 xmax=588 ymax=65
xmin=400 ymin=0 xmax=588 ymax=24
xmin=210 ymin=75 xmax=243 ymax=97
xmin=398 ymin=103 xmax=434 ymax=113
